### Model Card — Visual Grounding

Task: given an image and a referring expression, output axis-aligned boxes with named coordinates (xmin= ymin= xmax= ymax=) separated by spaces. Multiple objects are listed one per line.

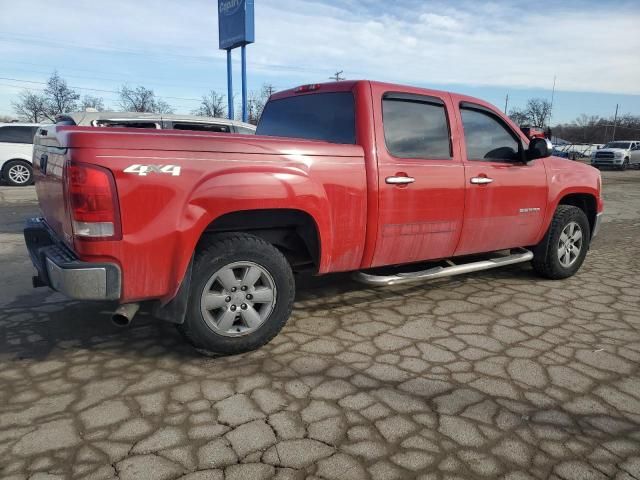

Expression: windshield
xmin=256 ymin=92 xmax=355 ymax=144
xmin=604 ymin=142 xmax=631 ymax=149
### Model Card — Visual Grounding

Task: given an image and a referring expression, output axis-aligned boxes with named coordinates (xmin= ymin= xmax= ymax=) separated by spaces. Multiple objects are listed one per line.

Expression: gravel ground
xmin=0 ymin=169 xmax=639 ymax=480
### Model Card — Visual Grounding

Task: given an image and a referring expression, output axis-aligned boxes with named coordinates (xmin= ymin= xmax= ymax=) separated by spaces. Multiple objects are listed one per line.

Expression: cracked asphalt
xmin=1 ymin=169 xmax=639 ymax=480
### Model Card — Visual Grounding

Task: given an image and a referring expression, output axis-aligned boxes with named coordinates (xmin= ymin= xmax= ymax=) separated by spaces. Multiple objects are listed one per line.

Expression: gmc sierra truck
xmin=24 ymin=80 xmax=603 ymax=355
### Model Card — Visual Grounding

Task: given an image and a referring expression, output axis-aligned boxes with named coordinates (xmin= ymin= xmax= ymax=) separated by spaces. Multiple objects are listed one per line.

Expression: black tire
xmin=178 ymin=233 xmax=295 ymax=356
xmin=620 ymin=158 xmax=629 ymax=171
xmin=531 ymin=205 xmax=590 ymax=280
xmin=3 ymin=160 xmax=33 ymax=186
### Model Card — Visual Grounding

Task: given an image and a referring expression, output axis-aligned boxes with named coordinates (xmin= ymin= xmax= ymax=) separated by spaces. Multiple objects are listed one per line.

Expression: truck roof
xmin=271 ymin=80 xmax=454 ymax=102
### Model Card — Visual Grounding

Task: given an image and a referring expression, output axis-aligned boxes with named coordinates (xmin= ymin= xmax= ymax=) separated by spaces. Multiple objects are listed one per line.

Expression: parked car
xmin=591 ymin=140 xmax=640 ymax=170
xmin=25 ymin=80 xmax=603 ymax=355
xmin=56 ymin=111 xmax=256 ymax=134
xmin=0 ymin=122 xmax=41 ymax=186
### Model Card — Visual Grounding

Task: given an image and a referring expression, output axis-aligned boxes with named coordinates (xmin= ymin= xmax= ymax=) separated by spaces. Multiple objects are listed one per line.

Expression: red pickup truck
xmin=25 ymin=80 xmax=603 ymax=355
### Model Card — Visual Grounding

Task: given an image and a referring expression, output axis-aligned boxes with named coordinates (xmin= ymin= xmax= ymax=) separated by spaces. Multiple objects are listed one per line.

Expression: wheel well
xmin=200 ymin=209 xmax=320 ymax=271
xmin=558 ymin=193 xmax=597 ymax=234
xmin=2 ymin=158 xmax=31 ymax=171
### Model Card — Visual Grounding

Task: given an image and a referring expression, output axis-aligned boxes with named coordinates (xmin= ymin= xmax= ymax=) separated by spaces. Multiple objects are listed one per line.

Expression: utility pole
xmin=504 ymin=93 xmax=509 ymax=114
xmin=329 ymin=70 xmax=345 ymax=81
xmin=264 ymin=84 xmax=276 ymax=97
xmin=612 ymin=103 xmax=619 ymax=141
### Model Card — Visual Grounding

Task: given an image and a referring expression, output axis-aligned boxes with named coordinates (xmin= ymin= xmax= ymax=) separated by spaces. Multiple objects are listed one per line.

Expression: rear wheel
xmin=532 ymin=205 xmax=590 ymax=280
xmin=178 ymin=233 xmax=295 ymax=356
xmin=3 ymin=160 xmax=33 ymax=186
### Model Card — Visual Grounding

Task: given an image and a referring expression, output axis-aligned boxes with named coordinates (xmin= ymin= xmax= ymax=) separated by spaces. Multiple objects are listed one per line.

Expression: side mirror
xmin=527 ymin=137 xmax=553 ymax=160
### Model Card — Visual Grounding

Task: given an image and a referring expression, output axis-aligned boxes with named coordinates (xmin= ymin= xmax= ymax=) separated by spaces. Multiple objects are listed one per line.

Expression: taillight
xmin=65 ymin=162 xmax=121 ymax=240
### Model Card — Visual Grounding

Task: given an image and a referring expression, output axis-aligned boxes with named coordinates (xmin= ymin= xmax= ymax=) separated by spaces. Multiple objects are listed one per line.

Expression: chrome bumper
xmin=24 ymin=217 xmax=121 ymax=300
xmin=592 ymin=212 xmax=603 ymax=239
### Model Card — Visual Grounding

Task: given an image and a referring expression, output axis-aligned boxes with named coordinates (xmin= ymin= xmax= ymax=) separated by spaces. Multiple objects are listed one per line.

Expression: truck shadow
xmin=0 ymin=265 xmax=533 ymax=361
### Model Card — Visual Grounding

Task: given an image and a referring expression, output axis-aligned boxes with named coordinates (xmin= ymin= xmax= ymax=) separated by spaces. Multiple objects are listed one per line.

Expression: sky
xmin=0 ymin=0 xmax=639 ymax=124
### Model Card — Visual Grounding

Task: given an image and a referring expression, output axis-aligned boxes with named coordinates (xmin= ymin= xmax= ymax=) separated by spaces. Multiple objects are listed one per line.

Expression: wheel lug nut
xmin=230 ymin=305 xmax=237 ymax=311
xmin=246 ymin=294 xmax=253 ymax=300
xmin=231 ymin=287 xmax=237 ymax=292
xmin=225 ymin=296 xmax=231 ymax=302
xmin=241 ymin=303 xmax=247 ymax=310
xmin=241 ymin=286 xmax=248 ymax=291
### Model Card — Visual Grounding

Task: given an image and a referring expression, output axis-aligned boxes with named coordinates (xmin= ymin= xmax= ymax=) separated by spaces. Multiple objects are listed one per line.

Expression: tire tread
xmin=532 ymin=205 xmax=590 ymax=279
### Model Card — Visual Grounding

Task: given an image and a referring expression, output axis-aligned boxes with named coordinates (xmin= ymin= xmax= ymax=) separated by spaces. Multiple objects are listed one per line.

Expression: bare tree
xmin=12 ymin=90 xmax=48 ymax=122
xmin=524 ymin=98 xmax=552 ymax=127
xmin=43 ymin=71 xmax=80 ymax=120
xmin=508 ymin=108 xmax=529 ymax=127
xmin=80 ymin=95 xmax=105 ymax=111
xmin=0 ymin=115 xmax=17 ymax=123
xmin=247 ymin=83 xmax=276 ymax=124
xmin=192 ymin=90 xmax=226 ymax=117
xmin=118 ymin=85 xmax=173 ymax=113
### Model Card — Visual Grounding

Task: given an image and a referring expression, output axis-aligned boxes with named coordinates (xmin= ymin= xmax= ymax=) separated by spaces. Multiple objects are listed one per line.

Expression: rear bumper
xmin=24 ymin=217 xmax=121 ymax=300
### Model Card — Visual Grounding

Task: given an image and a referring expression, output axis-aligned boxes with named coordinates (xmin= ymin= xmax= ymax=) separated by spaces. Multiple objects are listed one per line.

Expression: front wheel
xmin=3 ymin=160 xmax=33 ymax=186
xmin=178 ymin=233 xmax=295 ymax=356
xmin=532 ymin=205 xmax=590 ymax=280
xmin=620 ymin=158 xmax=629 ymax=171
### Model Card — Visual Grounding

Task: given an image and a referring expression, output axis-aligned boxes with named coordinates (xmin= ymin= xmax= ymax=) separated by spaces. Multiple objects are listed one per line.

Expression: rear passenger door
xmin=454 ymin=102 xmax=547 ymax=256
xmin=371 ymin=87 xmax=465 ymax=267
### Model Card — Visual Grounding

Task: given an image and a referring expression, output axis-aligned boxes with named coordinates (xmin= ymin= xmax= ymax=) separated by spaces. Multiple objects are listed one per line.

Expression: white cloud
xmin=0 ymin=0 xmax=639 ymax=95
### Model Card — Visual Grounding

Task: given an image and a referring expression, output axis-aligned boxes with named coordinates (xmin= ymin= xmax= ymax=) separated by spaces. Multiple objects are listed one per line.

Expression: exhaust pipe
xmin=112 ymin=303 xmax=140 ymax=327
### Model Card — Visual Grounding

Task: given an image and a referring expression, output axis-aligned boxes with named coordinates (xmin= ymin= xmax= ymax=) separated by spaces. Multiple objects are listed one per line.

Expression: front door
xmin=454 ymin=102 xmax=548 ymax=256
xmin=371 ymin=88 xmax=465 ymax=267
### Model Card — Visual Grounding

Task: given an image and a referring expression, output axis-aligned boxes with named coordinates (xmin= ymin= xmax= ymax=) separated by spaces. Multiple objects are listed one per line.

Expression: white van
xmin=0 ymin=123 xmax=41 ymax=186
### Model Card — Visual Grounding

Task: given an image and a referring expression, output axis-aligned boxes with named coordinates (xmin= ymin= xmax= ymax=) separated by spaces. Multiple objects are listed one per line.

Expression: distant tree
xmin=0 ymin=114 xmax=17 ymax=123
xmin=508 ymin=108 xmax=529 ymax=126
xmin=12 ymin=90 xmax=48 ymax=122
xmin=247 ymin=83 xmax=276 ymax=124
xmin=80 ymin=95 xmax=105 ymax=111
xmin=524 ymin=98 xmax=552 ymax=127
xmin=192 ymin=90 xmax=226 ymax=117
xmin=553 ymin=113 xmax=640 ymax=144
xmin=508 ymin=98 xmax=553 ymax=127
xmin=118 ymin=85 xmax=174 ymax=113
xmin=43 ymin=71 xmax=80 ymax=120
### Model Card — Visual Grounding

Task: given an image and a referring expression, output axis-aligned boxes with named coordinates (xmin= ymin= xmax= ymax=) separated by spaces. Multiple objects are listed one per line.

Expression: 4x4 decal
xmin=123 ymin=164 xmax=181 ymax=176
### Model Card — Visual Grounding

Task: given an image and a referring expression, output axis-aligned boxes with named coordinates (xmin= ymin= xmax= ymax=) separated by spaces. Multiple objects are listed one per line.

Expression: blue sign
xmin=218 ymin=0 xmax=255 ymax=50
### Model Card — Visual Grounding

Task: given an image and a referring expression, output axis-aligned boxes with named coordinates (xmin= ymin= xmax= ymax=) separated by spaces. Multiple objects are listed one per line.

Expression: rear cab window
xmin=0 ymin=126 xmax=38 ymax=144
xmin=257 ymin=92 xmax=355 ymax=144
xmin=94 ymin=120 xmax=160 ymax=129
xmin=382 ymin=93 xmax=452 ymax=159
xmin=170 ymin=122 xmax=231 ymax=133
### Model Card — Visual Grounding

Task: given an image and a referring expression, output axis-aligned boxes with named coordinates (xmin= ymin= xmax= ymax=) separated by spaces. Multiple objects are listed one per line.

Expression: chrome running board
xmin=354 ymin=248 xmax=534 ymax=286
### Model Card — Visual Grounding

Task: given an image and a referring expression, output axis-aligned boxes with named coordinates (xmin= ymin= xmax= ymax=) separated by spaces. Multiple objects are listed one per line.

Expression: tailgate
xmin=33 ymin=125 xmax=74 ymax=247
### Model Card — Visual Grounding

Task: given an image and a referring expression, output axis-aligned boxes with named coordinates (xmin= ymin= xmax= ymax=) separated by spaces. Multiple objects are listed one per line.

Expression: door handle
xmin=470 ymin=176 xmax=493 ymax=185
xmin=386 ymin=176 xmax=415 ymax=185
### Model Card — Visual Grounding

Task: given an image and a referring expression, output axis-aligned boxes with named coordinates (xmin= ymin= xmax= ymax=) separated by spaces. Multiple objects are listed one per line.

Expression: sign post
xmin=218 ymin=0 xmax=254 ymax=123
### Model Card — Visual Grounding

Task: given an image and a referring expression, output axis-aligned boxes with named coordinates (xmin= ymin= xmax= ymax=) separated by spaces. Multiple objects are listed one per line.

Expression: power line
xmin=0 ymin=76 xmax=203 ymax=103
xmin=0 ymin=33 xmax=352 ymax=77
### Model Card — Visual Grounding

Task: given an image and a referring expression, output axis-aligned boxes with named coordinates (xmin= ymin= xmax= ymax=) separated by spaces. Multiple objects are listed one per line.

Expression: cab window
xmin=461 ymin=107 xmax=520 ymax=162
xmin=171 ymin=122 xmax=231 ymax=133
xmin=0 ymin=126 xmax=38 ymax=144
xmin=382 ymin=94 xmax=451 ymax=159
